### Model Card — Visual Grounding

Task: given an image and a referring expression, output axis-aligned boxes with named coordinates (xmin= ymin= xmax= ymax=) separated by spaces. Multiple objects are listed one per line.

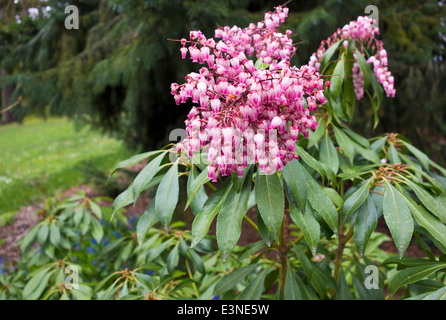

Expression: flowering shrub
xmin=4 ymin=4 xmax=446 ymax=301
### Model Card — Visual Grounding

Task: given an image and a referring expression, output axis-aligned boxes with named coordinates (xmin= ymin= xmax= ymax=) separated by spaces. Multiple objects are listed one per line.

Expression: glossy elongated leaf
xmin=257 ymin=211 xmax=274 ymax=247
xmin=352 ymin=142 xmax=380 ymax=163
xmin=403 ymin=178 xmax=446 ymax=223
xmin=155 ymin=161 xmax=180 ymax=230
xmin=91 ymin=218 xmax=104 ymax=244
xmin=336 ymin=270 xmax=353 ymax=300
xmin=342 ymin=178 xmax=372 ymax=223
xmin=343 ymin=126 xmax=371 ymax=149
xmin=388 ymin=144 xmax=401 ymax=164
xmin=112 ymin=184 xmax=134 ymax=220
xmin=389 ymin=263 xmax=446 ymax=297
xmin=289 ymin=200 xmax=320 ymax=257
xmin=191 ymin=178 xmax=233 ymax=248
xmin=419 ymin=286 xmax=446 ymax=300
xmin=400 ymin=192 xmax=446 ymax=250
xmin=323 ymin=187 xmax=344 ymax=208
xmin=133 ymin=152 xmax=166 ymax=204
xmin=320 ymin=132 xmax=339 ymax=174
xmin=237 ymin=267 xmax=271 ymax=300
xmin=330 ymin=57 xmax=344 ymax=97
xmin=282 ymin=159 xmax=307 ymax=210
xmin=302 ymin=168 xmax=338 ymax=233
xmin=295 ymin=145 xmax=325 ymax=179
xmin=111 ymin=150 xmax=164 ymax=176
xmin=187 ymin=248 xmax=205 ymax=274
xmin=214 ymin=263 xmax=260 ymax=294
xmin=371 ymin=136 xmax=387 ymax=153
xmin=255 ymin=171 xmax=284 ymax=242
xmin=343 ymin=77 xmax=356 ymax=120
xmin=321 ymin=40 xmax=341 ymax=70
xmin=217 ymin=168 xmax=253 ymax=261
xmin=136 ymin=200 xmax=158 ymax=246
xmin=401 ymin=141 xmax=429 ymax=170
xmin=49 ymin=223 xmax=61 ymax=247
xmin=354 ymin=196 xmax=378 ymax=257
xmin=284 ymin=265 xmax=303 ymax=300
xmin=37 ymin=222 xmax=49 ymax=244
xmin=185 ymin=166 xmax=210 ymax=211
xmin=333 ymin=126 xmax=355 ymax=163
xmin=355 ymin=49 xmax=372 ymax=88
xmin=186 ymin=166 xmax=209 ymax=215
xmin=383 ymin=180 xmax=414 ymax=258
xmin=166 ymin=243 xmax=180 ymax=274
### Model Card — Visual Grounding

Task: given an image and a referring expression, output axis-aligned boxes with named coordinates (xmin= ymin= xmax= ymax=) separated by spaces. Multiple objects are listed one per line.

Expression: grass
xmin=0 ymin=117 xmax=131 ymax=224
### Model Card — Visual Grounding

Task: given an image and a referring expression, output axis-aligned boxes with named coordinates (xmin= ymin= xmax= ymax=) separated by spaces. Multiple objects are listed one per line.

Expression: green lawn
xmin=0 ymin=117 xmax=131 ymax=223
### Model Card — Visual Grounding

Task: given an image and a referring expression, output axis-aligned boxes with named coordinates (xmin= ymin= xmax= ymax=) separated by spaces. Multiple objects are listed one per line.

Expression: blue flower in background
xmin=90 ymin=238 xmax=98 ymax=245
xmin=92 ymin=259 xmax=97 ymax=265
xmin=212 ymin=295 xmax=220 ymax=300
xmin=103 ymin=239 xmax=110 ymax=246
xmin=114 ymin=231 xmax=122 ymax=239
xmin=128 ymin=216 xmax=137 ymax=229
xmin=145 ymin=270 xmax=154 ymax=276
xmin=87 ymin=246 xmax=95 ymax=254
xmin=1 ymin=267 xmax=4 ymax=275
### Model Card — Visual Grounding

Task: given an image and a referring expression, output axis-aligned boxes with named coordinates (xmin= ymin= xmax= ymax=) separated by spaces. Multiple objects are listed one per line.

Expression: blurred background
xmin=0 ymin=0 xmax=445 ymax=217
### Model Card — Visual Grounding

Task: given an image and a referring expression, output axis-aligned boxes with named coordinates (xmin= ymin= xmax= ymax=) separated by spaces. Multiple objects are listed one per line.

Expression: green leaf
xmin=295 ymin=145 xmax=325 ymax=179
xmin=49 ymin=223 xmax=61 ymax=247
xmin=383 ymin=180 xmax=414 ymax=258
xmin=355 ymin=49 xmax=372 ymax=88
xmin=91 ymin=218 xmax=104 ymax=244
xmin=336 ymin=270 xmax=353 ymax=300
xmin=342 ymin=126 xmax=371 ymax=149
xmin=255 ymin=171 xmax=285 ymax=243
xmin=237 ymin=267 xmax=271 ymax=300
xmin=257 ymin=211 xmax=274 ymax=247
xmin=23 ymin=268 xmax=53 ymax=300
xmin=133 ymin=152 xmax=166 ymax=204
xmin=401 ymin=141 xmax=429 ymax=170
xmin=399 ymin=192 xmax=446 ymax=250
xmin=282 ymin=159 xmax=307 ymax=210
xmin=191 ymin=178 xmax=233 ymax=247
xmin=402 ymin=178 xmax=446 ymax=223
xmin=371 ymin=137 xmax=387 ymax=153
xmin=302 ymin=167 xmax=338 ymax=233
xmin=89 ymin=200 xmax=102 ymax=220
xmin=255 ymin=58 xmax=269 ymax=70
xmin=111 ymin=184 xmax=133 ymax=220
xmin=37 ymin=222 xmax=49 ymax=245
xmin=323 ymin=187 xmax=344 ymax=208
xmin=214 ymin=263 xmax=260 ymax=294
xmin=389 ymin=144 xmax=401 ymax=164
xmin=284 ymin=265 xmax=303 ymax=300
xmin=111 ymin=150 xmax=164 ymax=176
xmin=342 ymin=178 xmax=372 ymax=223
xmin=321 ymin=40 xmax=341 ymax=70
xmin=289 ymin=200 xmax=320 ymax=257
xmin=186 ymin=248 xmax=205 ymax=274
xmin=330 ymin=56 xmax=345 ymax=97
xmin=333 ymin=126 xmax=355 ymax=163
xmin=354 ymin=195 xmax=378 ymax=257
xmin=185 ymin=166 xmax=210 ymax=211
xmin=167 ymin=243 xmax=180 ymax=274
xmin=352 ymin=141 xmax=380 ymax=163
xmin=320 ymin=132 xmax=339 ymax=174
xmin=155 ymin=160 xmax=180 ymax=230
xmin=418 ymin=286 xmax=446 ymax=300
xmin=136 ymin=200 xmax=158 ymax=245
xmin=389 ymin=263 xmax=446 ymax=297
xmin=216 ymin=168 xmax=252 ymax=261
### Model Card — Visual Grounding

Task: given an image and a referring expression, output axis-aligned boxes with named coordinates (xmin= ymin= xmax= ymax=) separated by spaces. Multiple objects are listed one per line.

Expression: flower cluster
xmin=171 ymin=5 xmax=325 ymax=181
xmin=309 ymin=16 xmax=395 ymax=99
